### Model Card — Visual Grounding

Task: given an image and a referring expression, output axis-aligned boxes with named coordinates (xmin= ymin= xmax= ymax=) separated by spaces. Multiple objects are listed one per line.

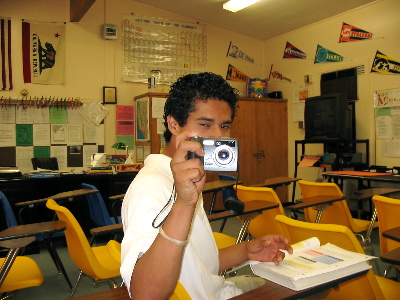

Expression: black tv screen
xmin=304 ymin=93 xmax=355 ymax=141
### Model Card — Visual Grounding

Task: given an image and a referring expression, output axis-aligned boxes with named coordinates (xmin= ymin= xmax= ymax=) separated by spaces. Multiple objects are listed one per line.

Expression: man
xmin=121 ymin=72 xmax=292 ymax=299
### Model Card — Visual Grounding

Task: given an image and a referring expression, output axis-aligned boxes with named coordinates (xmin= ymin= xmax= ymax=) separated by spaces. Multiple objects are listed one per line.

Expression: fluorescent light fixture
xmin=223 ymin=0 xmax=261 ymax=12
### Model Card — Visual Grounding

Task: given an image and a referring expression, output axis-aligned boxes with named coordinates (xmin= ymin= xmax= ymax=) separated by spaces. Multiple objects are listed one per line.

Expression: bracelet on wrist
xmin=159 ymin=226 xmax=187 ymax=246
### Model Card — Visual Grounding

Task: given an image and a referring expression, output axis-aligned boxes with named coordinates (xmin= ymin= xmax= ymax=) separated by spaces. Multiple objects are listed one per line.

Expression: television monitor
xmin=304 ymin=93 xmax=355 ymax=141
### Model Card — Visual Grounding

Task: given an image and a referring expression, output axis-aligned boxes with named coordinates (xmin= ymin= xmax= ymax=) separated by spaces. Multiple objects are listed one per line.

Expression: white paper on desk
xmin=298 ymin=156 xmax=321 ymax=167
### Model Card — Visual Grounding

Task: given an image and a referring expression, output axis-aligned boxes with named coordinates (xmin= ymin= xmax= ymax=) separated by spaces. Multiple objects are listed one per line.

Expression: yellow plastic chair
xmin=0 ymin=256 xmax=44 ymax=297
xmin=275 ymin=214 xmax=400 ymax=300
xmin=235 ymin=185 xmax=285 ymax=238
xmin=46 ymin=199 xmax=121 ymax=298
xmin=297 ymin=180 xmax=377 ymax=241
xmin=372 ymin=195 xmax=400 ymax=276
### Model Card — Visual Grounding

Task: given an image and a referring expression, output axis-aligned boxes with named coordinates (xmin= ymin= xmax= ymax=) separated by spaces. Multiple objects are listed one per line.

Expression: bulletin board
xmin=0 ymin=98 xmax=107 ymax=173
xmin=374 ymin=88 xmax=400 ymax=167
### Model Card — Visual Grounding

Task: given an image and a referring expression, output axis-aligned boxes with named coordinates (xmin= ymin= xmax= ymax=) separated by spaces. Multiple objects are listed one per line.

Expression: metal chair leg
xmin=69 ymin=270 xmax=83 ymax=298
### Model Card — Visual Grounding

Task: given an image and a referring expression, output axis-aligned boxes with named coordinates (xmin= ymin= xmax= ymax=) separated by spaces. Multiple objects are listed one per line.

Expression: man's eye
xmin=222 ymin=125 xmax=231 ymax=129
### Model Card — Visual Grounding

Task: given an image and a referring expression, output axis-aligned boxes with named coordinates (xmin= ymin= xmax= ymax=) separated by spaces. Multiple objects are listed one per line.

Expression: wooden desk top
xmin=0 ymin=220 xmax=66 ymax=241
xmin=0 ymin=236 xmax=35 ymax=249
xmin=71 ymin=270 xmax=368 ymax=300
xmin=252 ymin=177 xmax=300 ymax=188
xmin=15 ymin=188 xmax=99 ymax=207
xmin=203 ymin=180 xmax=242 ymax=193
xmin=287 ymin=196 xmax=345 ymax=210
xmin=380 ymin=247 xmax=400 ymax=265
xmin=382 ymin=226 xmax=400 ymax=242
xmin=207 ymin=200 xmax=279 ymax=222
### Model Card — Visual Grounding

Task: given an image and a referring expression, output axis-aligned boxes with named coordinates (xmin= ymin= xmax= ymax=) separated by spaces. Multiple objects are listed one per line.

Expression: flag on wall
xmin=268 ymin=64 xmax=292 ymax=83
xmin=314 ymin=45 xmax=348 ymax=63
xmin=226 ymin=41 xmax=255 ymax=64
xmin=226 ymin=64 xmax=249 ymax=82
xmin=371 ymin=51 xmax=400 ymax=74
xmin=339 ymin=22 xmax=382 ymax=43
xmin=1 ymin=18 xmax=13 ymax=90
xmin=22 ymin=21 xmax=65 ymax=84
xmin=283 ymin=42 xmax=307 ymax=59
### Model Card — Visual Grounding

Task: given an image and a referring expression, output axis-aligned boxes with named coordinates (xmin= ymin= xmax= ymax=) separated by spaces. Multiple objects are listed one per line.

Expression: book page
xmin=251 ymin=243 xmax=375 ymax=281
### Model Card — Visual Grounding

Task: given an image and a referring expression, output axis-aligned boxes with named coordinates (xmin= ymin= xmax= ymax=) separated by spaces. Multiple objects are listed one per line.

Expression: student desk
xmin=285 ymin=195 xmax=345 ymax=223
xmin=70 ymin=270 xmax=369 ymax=300
xmin=322 ymin=171 xmax=400 ymax=189
xmin=203 ymin=179 xmax=243 ymax=214
xmin=0 ymin=220 xmax=67 ymax=287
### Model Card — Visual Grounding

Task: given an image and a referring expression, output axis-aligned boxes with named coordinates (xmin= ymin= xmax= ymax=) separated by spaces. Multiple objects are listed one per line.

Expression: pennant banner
xmin=226 ymin=41 xmax=255 ymax=64
xmin=283 ymin=42 xmax=307 ymax=59
xmin=339 ymin=22 xmax=381 ymax=43
xmin=226 ymin=64 xmax=249 ymax=82
xmin=268 ymin=64 xmax=292 ymax=83
xmin=22 ymin=21 xmax=65 ymax=84
xmin=314 ymin=45 xmax=347 ymax=63
xmin=371 ymin=50 xmax=400 ymax=74
xmin=1 ymin=18 xmax=12 ymax=90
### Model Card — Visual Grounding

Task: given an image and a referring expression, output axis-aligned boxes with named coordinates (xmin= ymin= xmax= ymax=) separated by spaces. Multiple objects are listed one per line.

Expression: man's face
xmin=177 ymin=99 xmax=233 ymax=138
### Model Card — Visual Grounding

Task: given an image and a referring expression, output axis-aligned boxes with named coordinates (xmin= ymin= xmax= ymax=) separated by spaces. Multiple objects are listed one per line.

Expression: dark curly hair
xmin=163 ymin=72 xmax=239 ymax=143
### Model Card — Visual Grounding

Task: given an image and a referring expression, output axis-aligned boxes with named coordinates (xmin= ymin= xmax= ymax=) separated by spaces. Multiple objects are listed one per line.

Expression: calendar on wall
xmin=122 ymin=15 xmax=207 ymax=84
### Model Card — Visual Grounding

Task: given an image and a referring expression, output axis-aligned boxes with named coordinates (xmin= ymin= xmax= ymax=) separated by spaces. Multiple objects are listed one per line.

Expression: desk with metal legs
xmin=0 ymin=221 xmax=67 ymax=288
xmin=285 ymin=196 xmax=345 ymax=223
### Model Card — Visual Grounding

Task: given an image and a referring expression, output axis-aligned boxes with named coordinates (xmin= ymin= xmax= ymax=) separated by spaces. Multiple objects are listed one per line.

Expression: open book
xmin=233 ymin=237 xmax=375 ymax=291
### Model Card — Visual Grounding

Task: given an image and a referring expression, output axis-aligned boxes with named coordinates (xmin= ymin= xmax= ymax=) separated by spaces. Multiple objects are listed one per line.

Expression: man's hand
xmin=170 ymin=131 xmax=206 ymax=207
xmin=246 ymin=235 xmax=293 ymax=265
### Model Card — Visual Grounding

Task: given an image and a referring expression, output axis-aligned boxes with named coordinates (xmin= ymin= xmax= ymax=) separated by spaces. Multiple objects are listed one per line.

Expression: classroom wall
xmin=263 ymin=0 xmax=400 ymax=189
xmin=0 ymin=0 xmax=264 ymax=164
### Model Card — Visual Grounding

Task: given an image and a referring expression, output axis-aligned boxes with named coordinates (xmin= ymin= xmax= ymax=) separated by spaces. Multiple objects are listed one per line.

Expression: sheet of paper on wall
xmin=157 ymin=118 xmax=165 ymax=134
xmin=382 ymin=140 xmax=400 ymax=157
xmin=84 ymin=145 xmax=99 ymax=166
xmin=16 ymin=106 xmax=34 ymax=123
xmin=0 ymin=105 xmax=16 ymax=123
xmin=80 ymin=102 xmax=109 ymax=125
xmin=83 ymin=124 xmax=97 ymax=143
xmin=51 ymin=146 xmax=68 ymax=170
xmin=67 ymin=125 xmax=83 ymax=145
xmin=67 ymin=108 xmax=84 ymax=125
xmin=152 ymin=98 xmax=167 ymax=119
xmin=0 ymin=124 xmax=16 ymax=147
xmin=33 ymin=124 xmax=51 ymax=146
xmin=16 ymin=146 xmax=33 ymax=174
xmin=34 ymin=107 xmax=50 ymax=123
xmin=375 ymin=116 xmax=392 ymax=139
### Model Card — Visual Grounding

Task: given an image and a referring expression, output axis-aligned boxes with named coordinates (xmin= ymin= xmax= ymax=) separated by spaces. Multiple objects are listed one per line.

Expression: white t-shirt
xmin=120 ymin=154 xmax=243 ymax=299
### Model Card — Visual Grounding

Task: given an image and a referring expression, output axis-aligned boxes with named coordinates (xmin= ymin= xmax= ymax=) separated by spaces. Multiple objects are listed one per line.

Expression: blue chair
xmin=81 ymin=183 xmax=121 ymax=227
xmin=0 ymin=191 xmax=72 ymax=289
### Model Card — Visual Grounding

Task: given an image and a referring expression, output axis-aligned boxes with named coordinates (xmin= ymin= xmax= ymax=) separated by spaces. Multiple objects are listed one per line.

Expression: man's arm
xmin=129 ymin=132 xmax=205 ymax=299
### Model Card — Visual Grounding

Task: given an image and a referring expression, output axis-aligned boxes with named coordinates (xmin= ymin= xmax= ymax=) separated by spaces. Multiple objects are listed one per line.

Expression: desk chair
xmin=372 ymin=195 xmax=400 ymax=278
xmin=275 ymin=215 xmax=400 ymax=300
xmin=235 ymin=185 xmax=285 ymax=238
xmin=0 ymin=192 xmax=72 ymax=289
xmin=81 ymin=183 xmax=121 ymax=227
xmin=0 ymin=249 xmax=44 ymax=298
xmin=46 ymin=199 xmax=121 ymax=298
xmin=297 ymin=180 xmax=377 ymax=247
xmin=217 ymin=174 xmax=239 ymax=232
xmin=31 ymin=157 xmax=59 ymax=170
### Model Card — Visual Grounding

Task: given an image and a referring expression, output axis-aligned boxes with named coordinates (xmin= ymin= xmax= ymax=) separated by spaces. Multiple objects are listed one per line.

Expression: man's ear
xmin=166 ymin=115 xmax=180 ymax=135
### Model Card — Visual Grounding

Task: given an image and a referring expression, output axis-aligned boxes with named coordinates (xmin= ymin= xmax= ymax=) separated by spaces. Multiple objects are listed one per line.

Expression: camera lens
xmin=218 ymin=150 xmax=230 ymax=161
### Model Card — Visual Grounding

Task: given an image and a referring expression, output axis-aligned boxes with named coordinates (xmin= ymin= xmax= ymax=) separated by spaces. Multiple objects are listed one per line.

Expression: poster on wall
xmin=283 ymin=42 xmax=307 ymax=59
xmin=371 ymin=51 xmax=400 ymax=74
xmin=122 ymin=15 xmax=207 ymax=84
xmin=135 ymin=97 xmax=149 ymax=141
xmin=374 ymin=88 xmax=400 ymax=108
xmin=339 ymin=22 xmax=382 ymax=43
xmin=1 ymin=18 xmax=12 ymax=90
xmin=226 ymin=64 xmax=249 ymax=82
xmin=22 ymin=21 xmax=65 ymax=84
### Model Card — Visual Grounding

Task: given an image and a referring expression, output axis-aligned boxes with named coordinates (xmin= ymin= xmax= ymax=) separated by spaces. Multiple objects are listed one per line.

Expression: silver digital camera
xmin=188 ymin=137 xmax=239 ymax=172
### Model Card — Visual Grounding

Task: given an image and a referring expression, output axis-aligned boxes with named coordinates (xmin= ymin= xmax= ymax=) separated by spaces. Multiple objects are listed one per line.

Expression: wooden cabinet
xmin=222 ymin=97 xmax=288 ymax=201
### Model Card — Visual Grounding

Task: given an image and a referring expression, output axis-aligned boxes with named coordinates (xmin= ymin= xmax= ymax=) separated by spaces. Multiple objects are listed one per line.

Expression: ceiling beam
xmin=70 ymin=0 xmax=96 ymax=22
